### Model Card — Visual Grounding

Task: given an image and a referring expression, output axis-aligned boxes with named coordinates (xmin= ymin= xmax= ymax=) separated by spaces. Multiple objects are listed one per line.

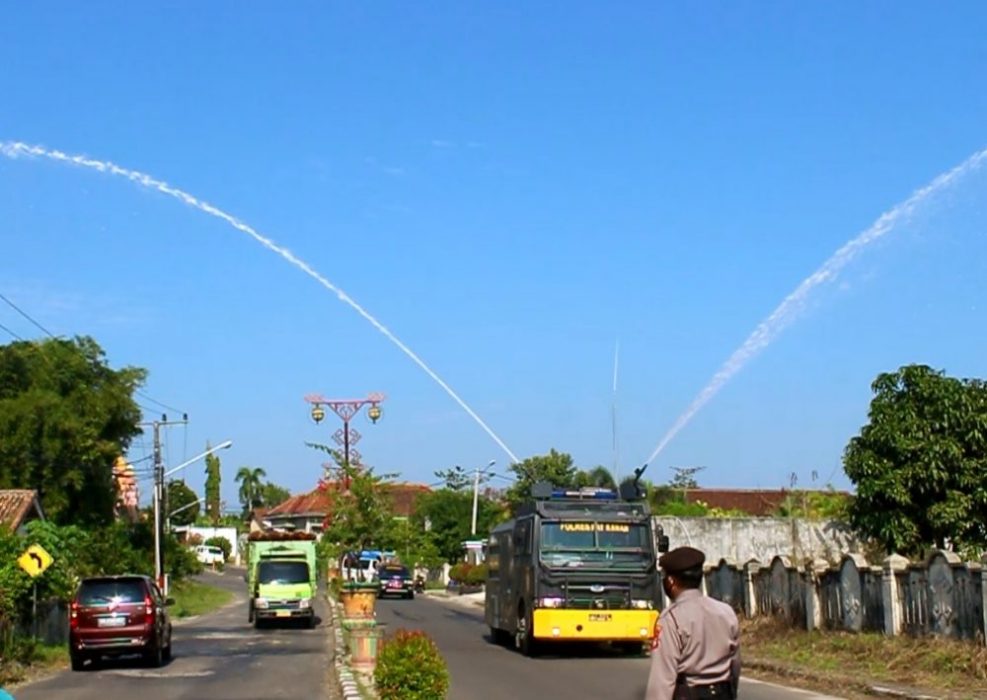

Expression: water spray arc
xmin=1 ymin=141 xmax=520 ymax=465
xmin=646 ymin=146 xmax=987 ymax=466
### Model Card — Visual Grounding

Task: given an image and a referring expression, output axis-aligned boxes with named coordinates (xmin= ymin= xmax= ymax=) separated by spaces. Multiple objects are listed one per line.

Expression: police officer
xmin=645 ymin=546 xmax=740 ymax=699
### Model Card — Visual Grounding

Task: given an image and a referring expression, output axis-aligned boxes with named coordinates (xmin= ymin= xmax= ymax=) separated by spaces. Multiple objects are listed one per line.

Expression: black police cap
xmin=659 ymin=546 xmax=705 ymax=574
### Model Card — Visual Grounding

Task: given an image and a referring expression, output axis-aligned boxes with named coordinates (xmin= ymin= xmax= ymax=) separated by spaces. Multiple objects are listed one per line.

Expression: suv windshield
xmin=258 ymin=561 xmax=309 ymax=584
xmin=539 ymin=521 xmax=653 ymax=568
xmin=77 ymin=579 xmax=146 ymax=605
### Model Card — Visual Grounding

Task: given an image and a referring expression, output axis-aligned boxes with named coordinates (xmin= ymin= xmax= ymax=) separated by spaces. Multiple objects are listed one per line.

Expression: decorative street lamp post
xmin=306 ymin=392 xmax=385 ymax=470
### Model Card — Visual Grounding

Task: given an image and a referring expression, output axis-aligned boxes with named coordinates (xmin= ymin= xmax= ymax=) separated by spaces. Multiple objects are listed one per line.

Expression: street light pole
xmin=153 ymin=439 xmax=232 ymax=593
xmin=471 ymin=460 xmax=496 ymax=536
xmin=305 ymin=393 xmax=385 ymax=470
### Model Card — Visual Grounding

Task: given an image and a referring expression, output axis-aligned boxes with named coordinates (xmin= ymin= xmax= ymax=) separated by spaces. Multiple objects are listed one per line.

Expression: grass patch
xmin=0 ymin=641 xmax=68 ymax=687
xmin=742 ymin=617 xmax=987 ymax=697
xmin=169 ymin=579 xmax=233 ymax=618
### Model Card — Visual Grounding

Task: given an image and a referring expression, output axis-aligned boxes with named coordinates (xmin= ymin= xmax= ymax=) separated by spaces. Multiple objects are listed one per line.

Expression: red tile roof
xmin=0 ymin=489 xmax=43 ymax=531
xmin=266 ymin=482 xmax=431 ymax=519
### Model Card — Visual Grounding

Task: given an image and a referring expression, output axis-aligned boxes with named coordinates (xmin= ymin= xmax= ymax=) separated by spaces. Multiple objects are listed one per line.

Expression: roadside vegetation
xmin=743 ymin=617 xmax=987 ymax=698
xmin=169 ymin=579 xmax=234 ymax=619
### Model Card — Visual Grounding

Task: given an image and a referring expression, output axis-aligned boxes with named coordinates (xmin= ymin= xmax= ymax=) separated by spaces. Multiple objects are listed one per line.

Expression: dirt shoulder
xmin=740 ymin=618 xmax=987 ymax=700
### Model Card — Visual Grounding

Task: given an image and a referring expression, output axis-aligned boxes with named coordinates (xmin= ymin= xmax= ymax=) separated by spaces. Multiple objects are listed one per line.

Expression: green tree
xmin=204 ymin=448 xmax=222 ymax=525
xmin=309 ymin=443 xmax=396 ymax=555
xmin=259 ymin=481 xmax=291 ymax=508
xmin=235 ymin=466 xmax=267 ymax=514
xmin=574 ymin=466 xmax=617 ymax=489
xmin=504 ymin=449 xmax=578 ymax=512
xmin=843 ymin=364 xmax=987 ymax=555
xmin=412 ymin=488 xmax=500 ymax=563
xmin=166 ymin=480 xmax=200 ymax=526
xmin=0 ymin=336 xmax=146 ymax=525
xmin=433 ymin=465 xmax=472 ymax=491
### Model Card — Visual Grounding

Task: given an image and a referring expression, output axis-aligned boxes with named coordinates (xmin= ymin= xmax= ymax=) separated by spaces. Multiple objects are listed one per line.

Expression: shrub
xmin=204 ymin=536 xmax=232 ymax=562
xmin=374 ymin=629 xmax=449 ymax=700
xmin=448 ymin=563 xmax=471 ymax=583
xmin=464 ymin=563 xmax=488 ymax=586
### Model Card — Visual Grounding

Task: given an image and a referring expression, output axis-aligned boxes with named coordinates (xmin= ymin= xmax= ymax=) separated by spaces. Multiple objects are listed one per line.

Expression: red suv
xmin=69 ymin=575 xmax=174 ymax=670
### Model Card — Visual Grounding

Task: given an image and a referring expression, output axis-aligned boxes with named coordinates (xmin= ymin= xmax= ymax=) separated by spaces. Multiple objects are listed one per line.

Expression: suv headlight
xmin=631 ymin=599 xmax=654 ymax=610
xmin=298 ymin=598 xmax=311 ymax=609
xmin=254 ymin=598 xmax=269 ymax=609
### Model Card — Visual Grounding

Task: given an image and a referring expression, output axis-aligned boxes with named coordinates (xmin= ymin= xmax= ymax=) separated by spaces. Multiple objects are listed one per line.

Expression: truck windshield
xmin=539 ymin=521 xmax=652 ymax=568
xmin=258 ymin=561 xmax=309 ymax=584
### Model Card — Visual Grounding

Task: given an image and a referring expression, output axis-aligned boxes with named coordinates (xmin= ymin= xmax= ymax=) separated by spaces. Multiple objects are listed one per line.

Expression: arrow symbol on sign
xmin=29 ymin=552 xmax=42 ymax=569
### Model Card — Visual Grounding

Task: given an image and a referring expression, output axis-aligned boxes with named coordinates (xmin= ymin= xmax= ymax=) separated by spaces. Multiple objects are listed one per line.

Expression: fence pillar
xmin=743 ymin=560 xmax=760 ymax=618
xmin=981 ymin=554 xmax=987 ymax=644
xmin=805 ymin=558 xmax=828 ymax=632
xmin=882 ymin=553 xmax=908 ymax=637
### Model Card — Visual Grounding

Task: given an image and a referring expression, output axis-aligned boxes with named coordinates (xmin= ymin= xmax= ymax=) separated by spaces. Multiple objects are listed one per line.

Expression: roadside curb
xmin=745 ymin=658 xmax=972 ymax=700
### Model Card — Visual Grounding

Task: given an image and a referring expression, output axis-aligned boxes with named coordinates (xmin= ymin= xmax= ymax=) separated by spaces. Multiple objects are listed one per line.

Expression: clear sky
xmin=2 ymin=3 xmax=986 ymax=509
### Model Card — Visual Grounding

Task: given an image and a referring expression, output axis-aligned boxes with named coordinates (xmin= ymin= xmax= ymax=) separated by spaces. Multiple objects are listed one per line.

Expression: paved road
xmin=14 ymin=570 xmax=331 ymax=700
xmin=375 ymin=595 xmax=843 ymax=700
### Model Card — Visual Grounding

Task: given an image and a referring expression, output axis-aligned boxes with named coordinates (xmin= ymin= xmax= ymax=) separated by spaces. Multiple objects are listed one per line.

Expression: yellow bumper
xmin=532 ymin=609 xmax=658 ymax=642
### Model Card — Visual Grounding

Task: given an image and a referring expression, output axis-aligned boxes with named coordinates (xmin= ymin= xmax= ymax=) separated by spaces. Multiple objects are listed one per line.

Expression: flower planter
xmin=345 ymin=620 xmax=380 ymax=674
xmin=340 ymin=584 xmax=378 ymax=620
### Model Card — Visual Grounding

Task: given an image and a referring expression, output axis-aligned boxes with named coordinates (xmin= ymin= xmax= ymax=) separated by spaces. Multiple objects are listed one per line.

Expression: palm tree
xmin=235 ymin=466 xmax=267 ymax=513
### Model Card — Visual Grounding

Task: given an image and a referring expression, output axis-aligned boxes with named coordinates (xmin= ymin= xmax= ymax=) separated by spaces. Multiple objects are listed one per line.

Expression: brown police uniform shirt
xmin=644 ymin=589 xmax=741 ymax=699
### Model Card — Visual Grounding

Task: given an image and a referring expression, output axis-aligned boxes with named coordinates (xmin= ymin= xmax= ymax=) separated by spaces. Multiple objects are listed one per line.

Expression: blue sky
xmin=2 ymin=3 xmax=987 ymax=508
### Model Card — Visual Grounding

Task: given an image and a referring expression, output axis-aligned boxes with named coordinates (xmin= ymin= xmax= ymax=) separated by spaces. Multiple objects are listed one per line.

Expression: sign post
xmin=18 ymin=544 xmax=54 ymax=640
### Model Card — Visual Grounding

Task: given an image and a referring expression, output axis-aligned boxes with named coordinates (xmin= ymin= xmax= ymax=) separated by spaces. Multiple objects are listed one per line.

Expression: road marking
xmin=105 ymin=670 xmax=215 ymax=679
xmin=743 ymin=677 xmax=845 ymax=699
xmin=188 ymin=631 xmax=255 ymax=640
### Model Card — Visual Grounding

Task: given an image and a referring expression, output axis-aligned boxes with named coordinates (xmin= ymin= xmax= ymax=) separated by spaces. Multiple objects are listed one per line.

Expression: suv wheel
xmin=70 ymin=652 xmax=87 ymax=671
xmin=145 ymin=645 xmax=163 ymax=668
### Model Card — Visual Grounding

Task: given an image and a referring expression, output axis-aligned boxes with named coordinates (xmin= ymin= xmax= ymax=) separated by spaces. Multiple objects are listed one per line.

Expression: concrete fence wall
xmin=691 ymin=551 xmax=987 ymax=643
xmin=653 ymin=516 xmax=860 ymax=566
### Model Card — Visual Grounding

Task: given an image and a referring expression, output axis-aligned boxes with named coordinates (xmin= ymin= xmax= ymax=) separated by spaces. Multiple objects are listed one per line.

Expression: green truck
xmin=246 ymin=531 xmax=318 ymax=628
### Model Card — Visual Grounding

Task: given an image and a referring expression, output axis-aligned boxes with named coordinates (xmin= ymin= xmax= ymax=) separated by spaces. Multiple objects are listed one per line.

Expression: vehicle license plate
xmin=388 ymin=580 xmax=402 ymax=588
xmin=588 ymin=614 xmax=612 ymax=622
xmin=98 ymin=616 xmax=126 ymax=627
xmin=276 ymin=610 xmax=291 ymax=618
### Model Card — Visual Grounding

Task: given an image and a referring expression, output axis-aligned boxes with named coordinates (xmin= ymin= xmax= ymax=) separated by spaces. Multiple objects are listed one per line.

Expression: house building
xmin=264 ymin=481 xmax=431 ymax=534
xmin=0 ymin=489 xmax=45 ymax=534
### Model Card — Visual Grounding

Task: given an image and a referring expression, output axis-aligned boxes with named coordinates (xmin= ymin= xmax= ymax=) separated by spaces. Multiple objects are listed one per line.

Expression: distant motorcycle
xmin=413 ymin=576 xmax=425 ymax=594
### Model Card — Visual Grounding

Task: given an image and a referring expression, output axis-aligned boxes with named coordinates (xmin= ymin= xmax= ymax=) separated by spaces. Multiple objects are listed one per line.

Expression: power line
xmin=0 ymin=290 xmax=187 ymax=417
xmin=135 ymin=390 xmax=185 ymax=415
xmin=0 ymin=321 xmax=24 ymax=341
xmin=0 ymin=292 xmax=55 ymax=338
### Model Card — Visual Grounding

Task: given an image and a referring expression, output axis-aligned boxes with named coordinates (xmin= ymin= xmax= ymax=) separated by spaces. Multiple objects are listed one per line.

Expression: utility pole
xmin=306 ymin=393 xmax=385 ymax=471
xmin=471 ymin=460 xmax=496 ymax=536
xmin=141 ymin=413 xmax=188 ymax=594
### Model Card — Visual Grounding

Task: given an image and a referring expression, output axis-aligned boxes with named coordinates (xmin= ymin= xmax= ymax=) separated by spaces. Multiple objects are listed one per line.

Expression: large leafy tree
xmin=204 ymin=449 xmax=222 ymax=525
xmin=504 ymin=449 xmax=579 ymax=512
xmin=235 ymin=466 xmax=267 ymax=514
xmin=259 ymin=481 xmax=291 ymax=508
xmin=843 ymin=364 xmax=987 ymax=555
xmin=310 ymin=443 xmax=396 ymax=556
xmin=412 ymin=488 xmax=500 ymax=563
xmin=166 ymin=480 xmax=200 ymax=526
xmin=0 ymin=336 xmax=146 ymax=525
xmin=574 ymin=466 xmax=617 ymax=489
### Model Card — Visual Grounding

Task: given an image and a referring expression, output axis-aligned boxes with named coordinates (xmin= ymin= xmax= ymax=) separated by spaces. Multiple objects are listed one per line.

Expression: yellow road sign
xmin=18 ymin=543 xmax=54 ymax=578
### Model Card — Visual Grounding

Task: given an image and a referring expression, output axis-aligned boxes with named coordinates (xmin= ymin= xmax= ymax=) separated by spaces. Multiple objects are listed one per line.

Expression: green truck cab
xmin=246 ymin=531 xmax=317 ymax=628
